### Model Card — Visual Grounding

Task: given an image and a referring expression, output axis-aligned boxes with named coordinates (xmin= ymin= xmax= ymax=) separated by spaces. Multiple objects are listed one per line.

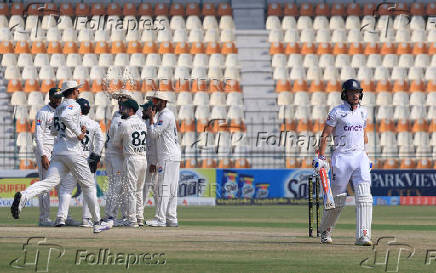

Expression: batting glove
xmin=312 ymin=154 xmax=329 ymax=172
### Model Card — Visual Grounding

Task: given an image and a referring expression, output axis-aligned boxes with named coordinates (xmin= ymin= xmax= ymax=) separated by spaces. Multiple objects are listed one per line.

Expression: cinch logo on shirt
xmin=343 ymin=125 xmax=363 ymax=131
xmin=67 ymin=105 xmax=73 ymax=110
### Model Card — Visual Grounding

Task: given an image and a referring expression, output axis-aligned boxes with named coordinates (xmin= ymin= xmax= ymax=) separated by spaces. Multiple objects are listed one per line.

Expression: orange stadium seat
xmin=376 ymin=80 xmax=391 ymax=92
xmin=362 ymin=3 xmax=376 ymax=16
xmin=138 ymin=3 xmax=153 ymax=16
xmin=0 ymin=41 xmax=14 ymax=54
xmin=376 ymin=3 xmax=391 ymax=16
xmin=380 ymin=42 xmax=396 ymax=55
xmin=109 ymin=79 xmax=123 ymax=92
xmin=221 ymin=42 xmax=237 ymax=54
xmin=15 ymin=41 xmax=30 ymax=54
xmin=205 ymin=42 xmax=221 ymax=54
xmin=31 ymin=41 xmax=46 ymax=54
xmin=309 ymin=80 xmax=324 ymax=92
xmin=285 ymin=42 xmax=300 ymax=54
xmin=361 ymin=80 xmax=375 ymax=92
xmin=331 ymin=3 xmax=345 ymax=16
xmin=300 ymin=158 xmax=313 ymax=168
xmin=159 ymin=42 xmax=174 ymax=54
xmin=60 ymin=3 xmax=74 ymax=16
xmin=301 ymin=43 xmax=316 ymax=54
xmin=174 ymin=42 xmax=190 ymax=54
xmin=383 ymin=159 xmax=399 ymax=169
xmin=111 ymin=41 xmax=126 ymax=54
xmin=184 ymin=158 xmax=197 ymax=168
xmin=75 ymin=3 xmax=90 ymax=17
xmin=364 ymin=43 xmax=379 ymax=55
xmin=19 ymin=160 xmax=36 ymax=170
xmin=397 ymin=43 xmax=412 ymax=54
xmin=300 ymin=3 xmax=314 ymax=16
xmin=286 ymin=158 xmax=299 ymax=168
xmin=79 ymin=41 xmax=93 ymax=54
xmin=24 ymin=79 xmax=40 ymax=93
xmin=326 ymin=80 xmax=341 ymax=92
xmin=224 ymin=80 xmax=241 ymax=93
xmin=76 ymin=79 xmax=89 ymax=92
xmin=180 ymin=119 xmax=195 ymax=133
xmin=400 ymin=159 xmax=416 ymax=169
xmin=427 ymin=3 xmax=436 ymax=16
xmin=270 ymin=42 xmax=284 ymax=55
xmin=91 ymin=3 xmax=106 ymax=16
xmin=317 ymin=43 xmax=332 ymax=54
xmin=16 ymin=119 xmax=31 ymax=133
xmin=7 ymin=80 xmax=22 ymax=93
xmin=416 ymin=159 xmax=432 ymax=169
xmin=47 ymin=41 xmax=62 ymax=54
xmin=41 ymin=80 xmax=55 ymax=93
xmin=154 ymin=3 xmax=169 ymax=16
xmin=201 ymin=158 xmax=217 ymax=168
xmin=217 ymin=3 xmax=232 ymax=16
xmin=192 ymin=79 xmax=207 ymax=92
xmin=393 ymin=80 xmax=409 ymax=93
xmin=26 ymin=3 xmax=41 ymax=15
xmin=123 ymin=3 xmax=137 ymax=16
xmin=413 ymin=43 xmax=427 ymax=55
xmin=218 ymin=158 xmax=233 ymax=168
xmin=333 ymin=43 xmax=348 ymax=55
xmin=284 ymin=3 xmax=298 ymax=16
xmin=126 ymin=41 xmax=141 ymax=54
xmin=315 ymin=3 xmax=330 ymax=16
xmin=63 ymin=42 xmax=78 ymax=54
xmin=190 ymin=42 xmax=205 ymax=54
xmin=209 ymin=79 xmax=223 ymax=92
xmin=107 ymin=3 xmax=121 ymax=15
xmin=276 ymin=79 xmax=291 ymax=92
xmin=159 ymin=79 xmax=173 ymax=92
xmin=10 ymin=3 xmax=24 ymax=15
xmin=202 ymin=3 xmax=216 ymax=16
xmin=141 ymin=79 xmax=157 ymax=93
xmin=170 ymin=3 xmax=185 ymax=16
xmin=142 ymin=42 xmax=158 ymax=54
xmin=186 ymin=3 xmax=200 ymax=16
xmin=0 ymin=3 xmax=8 ymax=15
xmin=427 ymin=43 xmax=436 ymax=55
xmin=174 ymin=79 xmax=190 ymax=92
xmin=293 ymin=79 xmax=308 ymax=92
xmin=427 ymin=80 xmax=436 ymax=92
xmin=268 ymin=3 xmax=282 ymax=16
xmin=346 ymin=3 xmax=361 ymax=15
xmin=410 ymin=3 xmax=425 ymax=16
xmin=410 ymin=80 xmax=425 ymax=92
xmin=281 ymin=120 xmax=296 ymax=132
xmin=348 ymin=42 xmax=364 ymax=55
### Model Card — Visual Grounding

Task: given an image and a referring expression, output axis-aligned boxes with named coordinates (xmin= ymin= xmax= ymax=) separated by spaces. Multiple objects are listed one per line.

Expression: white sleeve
xmin=60 ymin=104 xmax=82 ymax=136
xmin=146 ymin=121 xmax=158 ymax=165
xmin=34 ymin=111 xmax=45 ymax=156
xmin=111 ymin=121 xmax=124 ymax=150
xmin=147 ymin=112 xmax=171 ymax=139
xmin=92 ymin=122 xmax=105 ymax=155
xmin=326 ymin=108 xmax=337 ymax=127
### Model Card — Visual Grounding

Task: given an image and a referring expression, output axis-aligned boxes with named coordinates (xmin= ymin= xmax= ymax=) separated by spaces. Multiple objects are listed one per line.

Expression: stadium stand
xmin=0 ymin=1 xmax=434 ymax=169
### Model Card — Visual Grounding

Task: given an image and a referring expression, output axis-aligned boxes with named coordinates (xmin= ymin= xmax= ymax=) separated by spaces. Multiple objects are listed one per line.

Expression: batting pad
xmin=355 ymin=183 xmax=373 ymax=239
xmin=320 ymin=193 xmax=347 ymax=233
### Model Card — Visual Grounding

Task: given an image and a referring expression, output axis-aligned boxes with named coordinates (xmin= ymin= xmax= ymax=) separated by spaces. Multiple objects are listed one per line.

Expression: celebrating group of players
xmin=10 ymin=80 xmax=181 ymax=233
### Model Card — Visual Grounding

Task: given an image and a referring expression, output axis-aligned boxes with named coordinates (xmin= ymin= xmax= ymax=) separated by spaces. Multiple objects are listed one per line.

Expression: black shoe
xmin=11 ymin=192 xmax=21 ymax=219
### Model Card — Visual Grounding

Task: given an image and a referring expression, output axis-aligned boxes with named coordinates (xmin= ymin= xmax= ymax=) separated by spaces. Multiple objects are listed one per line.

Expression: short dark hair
xmin=63 ymin=88 xmax=75 ymax=98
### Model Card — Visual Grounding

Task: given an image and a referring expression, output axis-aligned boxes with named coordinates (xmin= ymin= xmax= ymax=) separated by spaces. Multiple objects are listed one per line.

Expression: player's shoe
xmin=80 ymin=218 xmax=94 ymax=228
xmin=39 ymin=218 xmax=54 ymax=227
xmin=93 ymin=221 xmax=111 ymax=233
xmin=320 ymin=231 xmax=333 ymax=244
xmin=166 ymin=221 xmax=178 ymax=227
xmin=138 ymin=220 xmax=144 ymax=227
xmin=11 ymin=192 xmax=22 ymax=219
xmin=145 ymin=219 xmax=166 ymax=227
xmin=103 ymin=219 xmax=114 ymax=229
xmin=126 ymin=222 xmax=139 ymax=228
xmin=66 ymin=217 xmax=81 ymax=226
xmin=355 ymin=236 xmax=373 ymax=246
xmin=54 ymin=217 xmax=66 ymax=227
xmin=113 ymin=218 xmax=128 ymax=227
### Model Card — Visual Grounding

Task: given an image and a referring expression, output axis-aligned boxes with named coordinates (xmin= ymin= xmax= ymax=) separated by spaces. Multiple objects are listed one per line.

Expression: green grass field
xmin=1 ymin=205 xmax=435 ymax=273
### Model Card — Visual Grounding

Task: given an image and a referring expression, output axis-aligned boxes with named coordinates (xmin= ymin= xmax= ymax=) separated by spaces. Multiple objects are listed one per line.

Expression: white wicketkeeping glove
xmin=312 ymin=154 xmax=329 ymax=172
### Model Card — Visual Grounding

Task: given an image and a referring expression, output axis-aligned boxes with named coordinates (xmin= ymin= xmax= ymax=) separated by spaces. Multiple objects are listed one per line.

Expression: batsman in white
xmin=145 ymin=92 xmax=181 ymax=227
xmin=103 ymin=92 xmax=131 ymax=225
xmin=55 ymin=98 xmax=104 ymax=228
xmin=33 ymin=88 xmax=62 ymax=226
xmin=314 ymin=79 xmax=373 ymax=246
xmin=140 ymin=101 xmax=158 ymax=208
xmin=11 ymin=81 xmax=110 ymax=233
xmin=111 ymin=99 xmax=147 ymax=228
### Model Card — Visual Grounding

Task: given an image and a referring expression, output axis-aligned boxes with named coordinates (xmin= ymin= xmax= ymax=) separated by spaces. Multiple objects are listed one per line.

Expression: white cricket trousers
xmin=124 ymin=155 xmax=147 ymax=223
xmin=21 ymin=153 xmax=101 ymax=222
xmin=35 ymin=150 xmax=52 ymax=222
xmin=57 ymin=173 xmax=97 ymax=220
xmin=143 ymin=161 xmax=158 ymax=204
xmin=154 ymin=160 xmax=180 ymax=223
xmin=104 ymin=153 xmax=126 ymax=219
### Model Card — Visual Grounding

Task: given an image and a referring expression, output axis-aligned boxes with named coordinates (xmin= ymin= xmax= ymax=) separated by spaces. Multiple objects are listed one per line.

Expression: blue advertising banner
xmin=371 ymin=170 xmax=436 ymax=196
xmin=216 ymin=169 xmax=313 ymax=205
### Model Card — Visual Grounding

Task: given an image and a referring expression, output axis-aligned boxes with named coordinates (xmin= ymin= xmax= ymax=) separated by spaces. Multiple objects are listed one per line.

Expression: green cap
xmin=120 ymin=99 xmax=139 ymax=112
xmin=140 ymin=100 xmax=153 ymax=110
xmin=49 ymin=87 xmax=62 ymax=98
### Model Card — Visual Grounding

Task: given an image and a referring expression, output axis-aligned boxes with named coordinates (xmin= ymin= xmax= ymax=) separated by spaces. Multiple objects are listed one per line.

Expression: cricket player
xmin=56 ymin=98 xmax=104 ymax=228
xmin=141 ymin=101 xmax=158 ymax=207
xmin=145 ymin=92 xmax=181 ymax=227
xmin=11 ymin=81 xmax=110 ymax=233
xmin=103 ymin=91 xmax=131 ymax=225
xmin=111 ymin=99 xmax=147 ymax=227
xmin=34 ymin=88 xmax=62 ymax=226
xmin=314 ymin=79 xmax=372 ymax=246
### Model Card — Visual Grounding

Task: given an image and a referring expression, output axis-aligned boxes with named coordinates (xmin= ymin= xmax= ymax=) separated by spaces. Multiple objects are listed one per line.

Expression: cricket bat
xmin=319 ymin=168 xmax=336 ymax=210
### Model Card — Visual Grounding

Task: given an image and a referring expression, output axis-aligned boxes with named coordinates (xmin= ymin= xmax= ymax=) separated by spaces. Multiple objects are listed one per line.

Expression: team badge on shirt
xmin=158 ymin=166 xmax=163 ymax=173
xmin=157 ymin=120 xmax=163 ymax=125
xmin=67 ymin=105 xmax=73 ymax=110
xmin=36 ymin=120 xmax=41 ymax=125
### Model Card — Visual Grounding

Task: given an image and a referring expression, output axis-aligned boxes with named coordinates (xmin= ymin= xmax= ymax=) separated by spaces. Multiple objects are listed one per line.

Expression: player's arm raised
xmin=147 ymin=112 xmax=170 ymax=138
